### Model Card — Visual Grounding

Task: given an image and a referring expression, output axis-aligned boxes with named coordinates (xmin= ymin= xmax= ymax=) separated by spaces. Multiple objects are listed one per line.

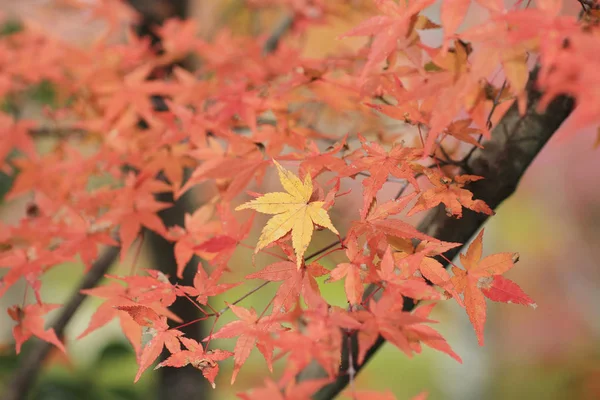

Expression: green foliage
xmin=0 ymin=20 xmax=23 ymax=37
xmin=28 ymin=80 xmax=57 ymax=108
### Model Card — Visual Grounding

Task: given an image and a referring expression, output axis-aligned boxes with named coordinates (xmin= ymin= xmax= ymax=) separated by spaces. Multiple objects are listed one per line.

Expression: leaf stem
xmin=305 ymin=238 xmax=345 ymax=262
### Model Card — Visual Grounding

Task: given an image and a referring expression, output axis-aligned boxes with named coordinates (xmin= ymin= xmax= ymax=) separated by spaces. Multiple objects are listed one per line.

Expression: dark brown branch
xmin=306 ymin=68 xmax=575 ymax=399
xmin=122 ymin=1 xmax=214 ymax=398
xmin=2 ymin=245 xmax=120 ymax=400
xmin=263 ymin=15 xmax=294 ymax=55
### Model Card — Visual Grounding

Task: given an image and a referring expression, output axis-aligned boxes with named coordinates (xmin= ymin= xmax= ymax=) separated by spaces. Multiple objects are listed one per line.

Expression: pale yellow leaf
xmin=236 ymin=160 xmax=339 ymax=269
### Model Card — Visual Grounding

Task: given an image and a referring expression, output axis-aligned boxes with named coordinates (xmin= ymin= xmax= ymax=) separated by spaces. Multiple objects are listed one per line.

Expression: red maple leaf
xmin=101 ymin=172 xmax=171 ymax=262
xmin=246 ymin=260 xmax=328 ymax=314
xmin=451 ymin=229 xmax=536 ymax=345
xmin=166 ymin=202 xmax=222 ymax=277
xmin=78 ymin=279 xmax=178 ymax=354
xmin=339 ymin=0 xmax=436 ymax=80
xmin=7 ymin=303 xmax=66 ymax=354
xmin=377 ymin=246 xmax=441 ymax=301
xmin=156 ymin=337 xmax=233 ymax=388
xmin=193 ymin=204 xmax=255 ymax=266
xmin=349 ymin=193 xmax=443 ymax=251
xmin=178 ymin=264 xmax=240 ymax=305
xmin=340 ymin=135 xmax=421 ymax=219
xmin=355 ymin=290 xmax=459 ymax=364
xmin=0 ymin=246 xmax=62 ymax=303
xmin=135 ymin=321 xmax=183 ymax=382
xmin=207 ymin=303 xmax=284 ymax=384
xmin=328 ymin=236 xmax=374 ymax=305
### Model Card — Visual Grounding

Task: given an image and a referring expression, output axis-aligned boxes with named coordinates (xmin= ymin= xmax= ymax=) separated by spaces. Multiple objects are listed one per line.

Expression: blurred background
xmin=0 ymin=1 xmax=599 ymax=399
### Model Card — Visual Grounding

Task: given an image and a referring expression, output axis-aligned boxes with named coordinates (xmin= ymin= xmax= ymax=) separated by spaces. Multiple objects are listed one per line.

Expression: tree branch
xmin=2 ymin=245 xmax=120 ymax=400
xmin=306 ymin=68 xmax=575 ymax=399
xmin=263 ymin=15 xmax=294 ymax=55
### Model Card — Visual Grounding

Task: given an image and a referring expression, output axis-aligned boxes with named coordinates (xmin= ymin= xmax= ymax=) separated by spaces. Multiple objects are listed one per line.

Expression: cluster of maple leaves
xmin=0 ymin=0 xmax=597 ymax=398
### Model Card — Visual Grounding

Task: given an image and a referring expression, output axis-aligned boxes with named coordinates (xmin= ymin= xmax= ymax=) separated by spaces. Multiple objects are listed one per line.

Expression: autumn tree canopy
xmin=0 ymin=0 xmax=597 ymax=399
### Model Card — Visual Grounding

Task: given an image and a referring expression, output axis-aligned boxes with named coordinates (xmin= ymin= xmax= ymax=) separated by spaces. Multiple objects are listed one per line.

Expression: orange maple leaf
xmin=451 ymin=229 xmax=536 ymax=345
xmin=8 ymin=303 xmax=66 ymax=355
xmin=155 ymin=337 xmax=233 ymax=389
xmin=407 ymin=169 xmax=494 ymax=218
xmin=207 ymin=304 xmax=285 ymax=384
xmin=246 ymin=260 xmax=329 ymax=313
xmin=339 ymin=0 xmax=436 ymax=80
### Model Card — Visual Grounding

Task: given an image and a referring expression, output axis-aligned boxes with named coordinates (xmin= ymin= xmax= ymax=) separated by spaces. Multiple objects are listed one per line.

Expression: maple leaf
xmin=275 ymin=306 xmax=359 ymax=384
xmin=236 ymin=160 xmax=339 ymax=269
xmin=451 ymin=230 xmax=536 ymax=345
xmin=481 ymin=275 xmax=536 ymax=306
xmin=440 ymin=0 xmax=504 ymax=50
xmin=443 ymin=119 xmax=484 ymax=148
xmin=106 ymin=270 xmax=178 ymax=308
xmin=166 ymin=201 xmax=221 ymax=277
xmin=179 ymin=149 xmax=269 ymax=202
xmin=349 ymin=193 xmax=441 ymax=246
xmin=407 ymin=303 xmax=462 ymax=363
xmin=102 ymin=173 xmax=171 ymax=263
xmin=0 ymin=246 xmax=61 ymax=303
xmin=388 ymin=237 xmax=463 ymax=304
xmin=143 ymin=141 xmax=196 ymax=193
xmin=207 ymin=304 xmax=284 ymax=384
xmin=77 ymin=282 xmax=149 ymax=352
xmin=135 ymin=322 xmax=183 ymax=382
xmin=407 ymin=169 xmax=494 ymax=218
xmin=378 ymin=247 xmax=441 ymax=301
xmin=113 ymin=305 xmax=163 ymax=328
xmin=8 ymin=303 xmax=66 ymax=354
xmin=179 ymin=264 xmax=240 ymax=305
xmin=246 ymin=260 xmax=329 ymax=314
xmin=156 ymin=337 xmax=233 ymax=389
xmin=58 ymin=207 xmax=119 ymax=269
xmin=340 ymin=136 xmax=421 ymax=219
xmin=327 ymin=236 xmax=373 ymax=305
xmin=279 ymin=137 xmax=348 ymax=179
xmin=339 ymin=0 xmax=436 ymax=80
xmin=194 ymin=204 xmax=255 ymax=267
xmin=354 ymin=290 xmax=458 ymax=364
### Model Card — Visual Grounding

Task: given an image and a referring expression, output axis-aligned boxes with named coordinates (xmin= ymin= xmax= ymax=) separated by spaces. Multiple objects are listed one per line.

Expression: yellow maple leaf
xmin=235 ymin=160 xmax=339 ymax=269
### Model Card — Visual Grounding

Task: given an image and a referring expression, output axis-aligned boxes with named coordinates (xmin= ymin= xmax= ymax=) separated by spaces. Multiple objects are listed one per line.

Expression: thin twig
xmin=217 ymin=281 xmax=271 ymax=315
xmin=305 ymin=238 xmax=345 ymax=262
xmin=462 ymin=80 xmax=507 ymax=165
